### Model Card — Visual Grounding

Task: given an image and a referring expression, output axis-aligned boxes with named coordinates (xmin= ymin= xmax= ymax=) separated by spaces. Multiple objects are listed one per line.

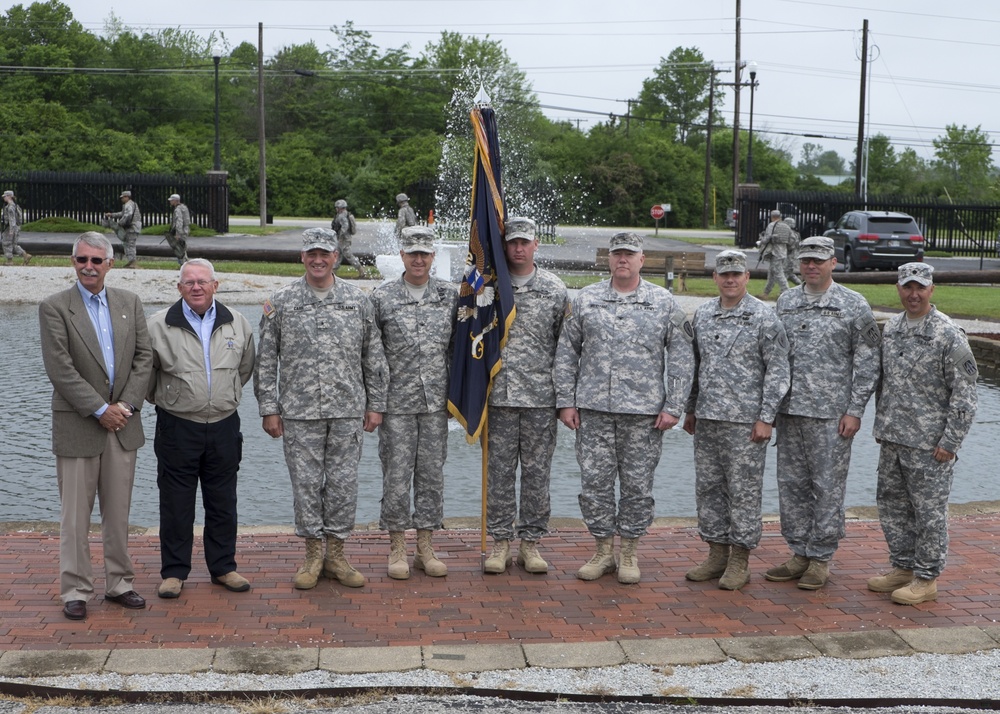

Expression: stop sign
xmin=650 ymin=205 xmax=665 ymax=220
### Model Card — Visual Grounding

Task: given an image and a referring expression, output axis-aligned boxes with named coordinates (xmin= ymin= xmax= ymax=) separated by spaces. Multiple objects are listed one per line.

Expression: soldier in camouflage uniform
xmin=1 ymin=190 xmax=30 ymax=265
xmin=166 ymin=194 xmax=190 ymax=265
xmin=867 ymin=263 xmax=978 ymax=605
xmin=105 ymin=191 xmax=142 ymax=269
xmin=555 ymin=232 xmax=694 ymax=584
xmin=254 ymin=229 xmax=388 ymax=590
xmin=765 ymin=236 xmax=880 ymax=590
xmin=394 ymin=193 xmax=417 ymax=240
xmin=683 ymin=250 xmax=790 ymax=591
xmin=331 ymin=199 xmax=363 ymax=274
xmin=370 ymin=226 xmax=458 ymax=580
xmin=782 ymin=217 xmax=802 ymax=286
xmin=760 ymin=210 xmax=792 ymax=298
xmin=485 ymin=217 xmax=568 ymax=575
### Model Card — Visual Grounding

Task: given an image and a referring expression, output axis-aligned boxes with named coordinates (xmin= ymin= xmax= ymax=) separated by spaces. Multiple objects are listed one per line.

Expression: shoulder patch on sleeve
xmin=859 ymin=316 xmax=881 ymax=347
xmin=671 ymin=309 xmax=694 ymax=342
xmin=262 ymin=299 xmax=276 ymax=319
xmin=949 ymin=343 xmax=979 ymax=382
xmin=766 ymin=322 xmax=789 ymax=350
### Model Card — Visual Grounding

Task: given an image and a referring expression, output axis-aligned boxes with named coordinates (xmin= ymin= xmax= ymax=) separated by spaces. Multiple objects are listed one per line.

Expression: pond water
xmin=3 ymin=303 xmax=998 ymax=527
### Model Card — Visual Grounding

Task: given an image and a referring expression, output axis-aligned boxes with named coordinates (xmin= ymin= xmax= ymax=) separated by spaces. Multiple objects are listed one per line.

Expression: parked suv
xmin=823 ymin=210 xmax=924 ymax=272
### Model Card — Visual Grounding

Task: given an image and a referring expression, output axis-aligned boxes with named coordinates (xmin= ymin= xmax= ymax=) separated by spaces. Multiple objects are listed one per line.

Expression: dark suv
xmin=823 ymin=210 xmax=924 ymax=272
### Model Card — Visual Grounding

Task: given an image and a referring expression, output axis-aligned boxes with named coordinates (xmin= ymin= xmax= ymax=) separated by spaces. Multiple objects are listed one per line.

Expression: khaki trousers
xmin=56 ymin=431 xmax=138 ymax=602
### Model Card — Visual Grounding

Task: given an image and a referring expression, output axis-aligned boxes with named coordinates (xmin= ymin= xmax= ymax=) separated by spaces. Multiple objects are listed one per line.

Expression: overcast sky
xmin=12 ymin=0 xmax=1000 ymax=166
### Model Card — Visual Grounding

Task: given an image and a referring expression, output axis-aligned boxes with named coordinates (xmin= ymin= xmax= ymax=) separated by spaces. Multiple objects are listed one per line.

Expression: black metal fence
xmin=735 ymin=189 xmax=999 ymax=258
xmin=0 ymin=170 xmax=229 ymax=233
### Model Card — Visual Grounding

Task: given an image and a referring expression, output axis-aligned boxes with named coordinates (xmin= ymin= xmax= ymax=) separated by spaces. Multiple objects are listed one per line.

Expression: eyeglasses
xmin=180 ymin=279 xmax=213 ymax=288
xmin=74 ymin=256 xmax=106 ymax=265
xmin=799 ymin=257 xmax=831 ymax=265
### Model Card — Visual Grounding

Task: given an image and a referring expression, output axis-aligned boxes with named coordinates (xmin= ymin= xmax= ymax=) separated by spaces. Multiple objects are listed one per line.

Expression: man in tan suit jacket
xmin=39 ymin=231 xmax=153 ymax=621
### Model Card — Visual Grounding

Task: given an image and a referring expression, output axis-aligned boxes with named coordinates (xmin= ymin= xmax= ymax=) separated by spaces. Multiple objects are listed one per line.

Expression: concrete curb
xmin=1 ymin=626 xmax=998 ymax=679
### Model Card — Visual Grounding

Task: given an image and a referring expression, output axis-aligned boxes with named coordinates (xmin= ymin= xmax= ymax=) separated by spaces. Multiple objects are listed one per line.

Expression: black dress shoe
xmin=63 ymin=600 xmax=87 ymax=620
xmin=105 ymin=590 xmax=146 ymax=609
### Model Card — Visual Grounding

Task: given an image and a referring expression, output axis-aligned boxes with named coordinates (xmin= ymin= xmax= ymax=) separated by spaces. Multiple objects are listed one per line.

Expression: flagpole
xmin=480 ymin=412 xmax=488 ymax=571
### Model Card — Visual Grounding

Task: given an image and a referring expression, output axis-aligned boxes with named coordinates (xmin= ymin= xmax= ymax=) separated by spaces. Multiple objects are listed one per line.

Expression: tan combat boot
xmin=517 ymin=540 xmax=549 ymax=574
xmin=413 ymin=529 xmax=447 ymax=577
xmin=484 ymin=539 xmax=511 ymax=574
xmin=867 ymin=567 xmax=914 ymax=593
xmin=617 ymin=537 xmax=641 ymax=584
xmin=323 ymin=536 xmax=366 ymax=588
xmin=685 ymin=543 xmax=731 ymax=582
xmin=891 ymin=577 xmax=938 ymax=605
xmin=719 ymin=545 xmax=751 ymax=591
xmin=797 ymin=559 xmax=830 ymax=590
xmin=292 ymin=537 xmax=324 ymax=590
xmin=21 ymin=252 xmax=32 ymax=265
xmin=576 ymin=536 xmax=617 ymax=581
xmin=764 ymin=554 xmax=810 ymax=582
xmin=387 ymin=531 xmax=410 ymax=580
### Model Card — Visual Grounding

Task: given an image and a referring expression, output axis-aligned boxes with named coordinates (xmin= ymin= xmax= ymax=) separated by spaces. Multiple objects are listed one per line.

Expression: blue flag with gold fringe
xmin=447 ymin=104 xmax=515 ymax=443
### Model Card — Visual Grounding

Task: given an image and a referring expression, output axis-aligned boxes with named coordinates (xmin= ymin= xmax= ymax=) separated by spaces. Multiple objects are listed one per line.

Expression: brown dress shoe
xmin=105 ymin=590 xmax=146 ymax=609
xmin=63 ymin=600 xmax=87 ymax=620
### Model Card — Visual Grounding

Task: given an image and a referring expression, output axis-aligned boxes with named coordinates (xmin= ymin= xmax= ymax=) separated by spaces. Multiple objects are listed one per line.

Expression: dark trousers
xmin=154 ymin=408 xmax=242 ymax=580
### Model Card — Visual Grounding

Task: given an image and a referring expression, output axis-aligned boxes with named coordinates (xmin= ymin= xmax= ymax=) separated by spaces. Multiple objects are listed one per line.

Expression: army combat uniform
xmin=873 ymin=306 xmax=978 ymax=581
xmin=687 ymin=293 xmax=790 ymax=551
xmin=253 ymin=277 xmax=387 ymax=542
xmin=108 ymin=197 xmax=142 ymax=266
xmin=487 ymin=267 xmax=567 ymax=546
xmin=555 ymin=279 xmax=694 ymax=541
xmin=167 ymin=201 xmax=190 ymax=264
xmin=761 ymin=219 xmax=792 ymax=297
xmin=774 ymin=282 xmax=880 ymax=562
xmin=370 ymin=275 xmax=458 ymax=534
xmin=332 ymin=210 xmax=362 ymax=273
xmin=1 ymin=196 xmax=29 ymax=265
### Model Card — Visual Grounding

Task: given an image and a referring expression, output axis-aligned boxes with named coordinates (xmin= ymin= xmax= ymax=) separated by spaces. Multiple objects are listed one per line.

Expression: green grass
xmin=22 ymin=217 xmax=105 ymax=233
xmin=660 ymin=234 xmax=737 ymax=247
xmin=223 ymin=224 xmax=294 ymax=236
xmin=23 ymin=216 xmax=219 ymax=237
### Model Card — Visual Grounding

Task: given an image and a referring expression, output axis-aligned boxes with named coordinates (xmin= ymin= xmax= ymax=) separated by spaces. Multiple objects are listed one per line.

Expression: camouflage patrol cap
xmin=505 ymin=217 xmax=536 ymax=241
xmin=897 ymin=262 xmax=933 ymax=286
xmin=715 ymin=249 xmax=748 ymax=274
xmin=396 ymin=193 xmax=409 ymax=204
xmin=2 ymin=190 xmax=13 ymax=198
xmin=334 ymin=199 xmax=347 ymax=209
xmin=168 ymin=193 xmax=180 ymax=201
xmin=783 ymin=217 xmax=796 ymax=228
xmin=120 ymin=190 xmax=131 ymax=198
xmin=301 ymin=227 xmax=338 ymax=253
xmin=608 ymin=232 xmax=642 ymax=253
xmin=797 ymin=236 xmax=835 ymax=260
xmin=400 ymin=225 xmax=436 ymax=253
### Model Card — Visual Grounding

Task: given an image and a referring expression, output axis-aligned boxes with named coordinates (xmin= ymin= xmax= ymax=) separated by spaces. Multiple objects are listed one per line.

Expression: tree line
xmin=0 ymin=2 xmax=995 ymax=229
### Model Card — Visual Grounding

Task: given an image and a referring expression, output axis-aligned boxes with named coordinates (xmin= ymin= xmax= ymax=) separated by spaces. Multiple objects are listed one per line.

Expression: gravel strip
xmin=9 ymin=650 xmax=1000 ymax=700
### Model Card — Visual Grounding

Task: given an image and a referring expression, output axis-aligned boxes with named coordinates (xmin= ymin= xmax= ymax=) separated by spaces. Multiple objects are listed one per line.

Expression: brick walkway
xmin=1 ymin=517 xmax=998 ymax=651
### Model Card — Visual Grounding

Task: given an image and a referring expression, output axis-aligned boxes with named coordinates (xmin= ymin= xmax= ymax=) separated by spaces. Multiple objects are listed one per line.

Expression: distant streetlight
xmin=746 ymin=61 xmax=758 ymax=183
xmin=213 ymin=55 xmax=221 ymax=171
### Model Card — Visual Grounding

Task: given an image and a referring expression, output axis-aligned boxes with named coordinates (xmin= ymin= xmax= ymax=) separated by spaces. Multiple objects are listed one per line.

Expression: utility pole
xmin=258 ymin=22 xmax=267 ymax=228
xmin=702 ymin=69 xmax=718 ymax=229
xmin=731 ymin=0 xmax=742 ymax=211
xmin=855 ymin=19 xmax=869 ymax=199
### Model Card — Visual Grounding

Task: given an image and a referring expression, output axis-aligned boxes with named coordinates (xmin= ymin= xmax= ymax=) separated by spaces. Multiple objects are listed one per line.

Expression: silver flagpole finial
xmin=474 ymin=83 xmax=491 ymax=107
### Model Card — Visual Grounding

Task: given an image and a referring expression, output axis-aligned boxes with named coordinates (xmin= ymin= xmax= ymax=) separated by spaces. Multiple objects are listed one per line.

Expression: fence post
xmin=206 ymin=171 xmax=229 ymax=233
